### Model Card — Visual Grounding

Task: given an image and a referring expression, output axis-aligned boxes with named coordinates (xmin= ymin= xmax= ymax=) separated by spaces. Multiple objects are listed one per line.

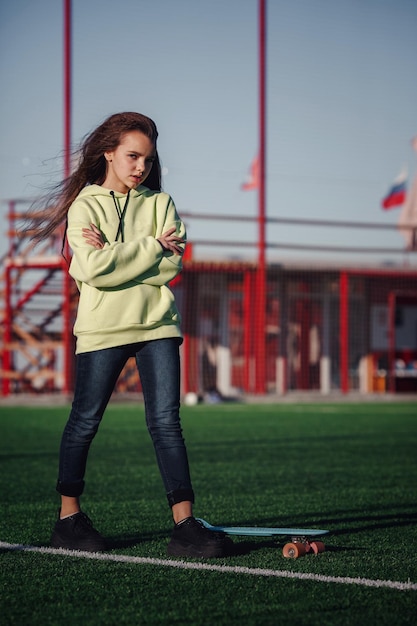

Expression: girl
xmin=30 ymin=112 xmax=229 ymax=558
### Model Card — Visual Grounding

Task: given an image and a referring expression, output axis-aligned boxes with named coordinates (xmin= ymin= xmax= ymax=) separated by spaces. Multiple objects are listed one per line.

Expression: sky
xmin=1 ymin=0 xmax=417 ymax=266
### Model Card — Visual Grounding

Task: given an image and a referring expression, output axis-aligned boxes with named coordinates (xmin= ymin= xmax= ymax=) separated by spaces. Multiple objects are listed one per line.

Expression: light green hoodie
xmin=67 ymin=184 xmax=185 ymax=353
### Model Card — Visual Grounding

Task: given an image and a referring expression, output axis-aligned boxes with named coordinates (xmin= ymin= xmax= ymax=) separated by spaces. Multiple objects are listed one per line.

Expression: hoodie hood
xmin=76 ymin=184 xmax=155 ymax=243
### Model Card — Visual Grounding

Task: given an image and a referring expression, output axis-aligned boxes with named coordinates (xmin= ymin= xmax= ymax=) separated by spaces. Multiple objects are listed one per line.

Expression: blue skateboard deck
xmin=197 ymin=518 xmax=328 ymax=538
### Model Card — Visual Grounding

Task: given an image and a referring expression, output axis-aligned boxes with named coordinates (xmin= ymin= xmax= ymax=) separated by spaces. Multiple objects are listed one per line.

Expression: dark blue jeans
xmin=57 ymin=338 xmax=194 ymax=508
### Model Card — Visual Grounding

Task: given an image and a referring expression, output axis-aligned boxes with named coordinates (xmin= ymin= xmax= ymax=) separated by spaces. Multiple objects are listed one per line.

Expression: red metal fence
xmin=1 ymin=199 xmax=416 ymax=398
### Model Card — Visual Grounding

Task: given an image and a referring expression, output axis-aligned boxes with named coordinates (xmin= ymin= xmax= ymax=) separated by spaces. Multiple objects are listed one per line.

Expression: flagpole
xmin=255 ymin=0 xmax=267 ymax=393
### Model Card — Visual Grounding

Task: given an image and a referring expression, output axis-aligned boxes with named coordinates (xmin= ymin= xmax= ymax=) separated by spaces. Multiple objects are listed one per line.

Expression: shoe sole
xmin=51 ymin=533 xmax=107 ymax=552
xmin=167 ymin=541 xmax=225 ymax=558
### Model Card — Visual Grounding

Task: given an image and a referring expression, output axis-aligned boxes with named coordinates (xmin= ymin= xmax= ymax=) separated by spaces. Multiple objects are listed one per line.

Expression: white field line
xmin=1 ymin=541 xmax=416 ymax=592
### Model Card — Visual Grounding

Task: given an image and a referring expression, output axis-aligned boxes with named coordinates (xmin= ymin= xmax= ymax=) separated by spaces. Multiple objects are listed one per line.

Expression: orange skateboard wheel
xmin=282 ymin=542 xmax=307 ymax=558
xmin=310 ymin=541 xmax=325 ymax=555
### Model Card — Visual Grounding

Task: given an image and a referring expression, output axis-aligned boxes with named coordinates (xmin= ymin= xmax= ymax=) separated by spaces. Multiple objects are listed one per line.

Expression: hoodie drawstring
xmin=110 ymin=190 xmax=130 ymax=242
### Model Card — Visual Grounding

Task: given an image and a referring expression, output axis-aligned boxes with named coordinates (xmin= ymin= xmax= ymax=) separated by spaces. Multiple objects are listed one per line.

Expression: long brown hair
xmin=28 ymin=112 xmax=162 ymax=242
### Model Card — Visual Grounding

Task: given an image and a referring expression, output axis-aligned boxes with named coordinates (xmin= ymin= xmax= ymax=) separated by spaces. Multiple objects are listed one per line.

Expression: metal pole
xmin=339 ymin=271 xmax=349 ymax=393
xmin=243 ymin=269 xmax=255 ymax=392
xmin=259 ymin=0 xmax=266 ymax=265
xmin=64 ymin=0 xmax=71 ymax=179
xmin=387 ymin=291 xmax=396 ymax=393
xmin=255 ymin=0 xmax=267 ymax=393
xmin=63 ymin=0 xmax=72 ymax=394
xmin=2 ymin=265 xmax=12 ymax=396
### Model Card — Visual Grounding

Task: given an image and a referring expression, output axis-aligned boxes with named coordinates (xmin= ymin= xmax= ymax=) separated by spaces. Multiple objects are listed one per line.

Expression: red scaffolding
xmin=1 ymin=200 xmax=76 ymax=395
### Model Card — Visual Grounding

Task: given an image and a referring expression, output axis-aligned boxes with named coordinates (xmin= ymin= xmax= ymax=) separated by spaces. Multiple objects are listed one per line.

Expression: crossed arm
xmin=82 ymin=223 xmax=184 ymax=256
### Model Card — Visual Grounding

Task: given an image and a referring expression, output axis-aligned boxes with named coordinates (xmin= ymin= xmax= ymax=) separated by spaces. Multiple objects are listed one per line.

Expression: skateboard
xmin=197 ymin=518 xmax=329 ymax=558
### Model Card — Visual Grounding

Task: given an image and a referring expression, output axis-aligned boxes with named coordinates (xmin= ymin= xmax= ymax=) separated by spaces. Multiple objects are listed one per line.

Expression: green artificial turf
xmin=1 ymin=401 xmax=416 ymax=625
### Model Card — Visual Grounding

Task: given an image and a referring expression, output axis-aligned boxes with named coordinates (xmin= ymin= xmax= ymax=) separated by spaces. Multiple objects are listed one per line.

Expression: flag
xmin=381 ymin=169 xmax=407 ymax=209
xmin=241 ymin=155 xmax=259 ymax=191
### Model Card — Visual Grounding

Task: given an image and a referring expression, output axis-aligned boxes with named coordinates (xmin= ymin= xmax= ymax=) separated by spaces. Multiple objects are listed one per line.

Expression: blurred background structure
xmin=1 ymin=0 xmax=416 ymax=398
xmin=2 ymin=201 xmax=417 ymax=398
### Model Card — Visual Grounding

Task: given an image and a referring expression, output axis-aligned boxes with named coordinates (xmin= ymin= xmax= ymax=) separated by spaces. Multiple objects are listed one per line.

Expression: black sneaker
xmin=50 ymin=511 xmax=107 ymax=552
xmin=167 ymin=517 xmax=232 ymax=558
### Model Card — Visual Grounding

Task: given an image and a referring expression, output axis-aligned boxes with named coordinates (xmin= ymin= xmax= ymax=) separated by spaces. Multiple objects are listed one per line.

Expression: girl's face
xmin=103 ymin=131 xmax=156 ymax=193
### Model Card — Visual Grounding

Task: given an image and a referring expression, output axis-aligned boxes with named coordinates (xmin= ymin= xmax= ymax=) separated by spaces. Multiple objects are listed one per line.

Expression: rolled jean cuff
xmin=166 ymin=488 xmax=195 ymax=508
xmin=56 ymin=479 xmax=85 ymax=497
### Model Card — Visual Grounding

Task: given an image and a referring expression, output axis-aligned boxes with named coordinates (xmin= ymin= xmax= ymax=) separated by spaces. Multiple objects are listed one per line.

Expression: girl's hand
xmin=157 ymin=227 xmax=185 ymax=256
xmin=82 ymin=224 xmax=105 ymax=249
